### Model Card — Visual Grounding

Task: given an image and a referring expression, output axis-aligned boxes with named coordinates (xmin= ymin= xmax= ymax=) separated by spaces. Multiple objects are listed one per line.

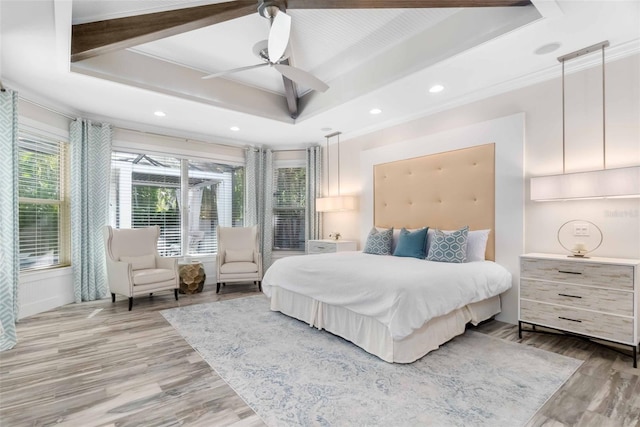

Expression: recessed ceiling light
xmin=534 ymin=42 xmax=561 ymax=55
xmin=154 ymin=111 xmax=166 ymax=117
xmin=369 ymin=108 xmax=382 ymax=115
xmin=321 ymin=127 xmax=332 ymax=132
xmin=428 ymin=84 xmax=444 ymax=93
xmin=230 ymin=126 xmax=240 ymax=131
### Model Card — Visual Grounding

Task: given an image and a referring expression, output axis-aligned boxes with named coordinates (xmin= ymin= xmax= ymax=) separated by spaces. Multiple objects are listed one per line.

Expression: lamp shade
xmin=315 ymin=195 xmax=358 ymax=212
xmin=530 ymin=166 xmax=640 ymax=201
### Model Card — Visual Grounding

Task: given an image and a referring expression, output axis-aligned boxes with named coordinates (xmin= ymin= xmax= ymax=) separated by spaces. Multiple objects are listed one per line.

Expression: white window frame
xmin=17 ymin=128 xmax=71 ymax=272
xmin=109 ymin=149 xmax=245 ymax=258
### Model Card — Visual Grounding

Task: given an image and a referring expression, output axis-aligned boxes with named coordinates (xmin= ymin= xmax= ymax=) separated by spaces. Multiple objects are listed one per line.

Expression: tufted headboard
xmin=373 ymin=143 xmax=495 ymax=261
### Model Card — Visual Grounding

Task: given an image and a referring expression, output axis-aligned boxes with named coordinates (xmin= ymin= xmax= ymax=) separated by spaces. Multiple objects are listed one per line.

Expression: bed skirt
xmin=269 ymin=287 xmax=501 ymax=363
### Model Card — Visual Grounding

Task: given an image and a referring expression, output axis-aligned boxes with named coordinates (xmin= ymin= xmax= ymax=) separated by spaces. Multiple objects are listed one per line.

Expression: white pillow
xmin=465 ymin=229 xmax=491 ymax=262
xmin=427 ymin=228 xmax=491 ymax=262
xmin=120 ymin=254 xmax=156 ymax=270
xmin=226 ymin=249 xmax=254 ymax=263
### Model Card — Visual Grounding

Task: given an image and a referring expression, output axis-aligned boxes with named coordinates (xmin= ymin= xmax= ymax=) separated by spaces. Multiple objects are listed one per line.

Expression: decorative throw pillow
xmin=426 ymin=226 xmax=469 ymax=263
xmin=225 ymin=249 xmax=254 ymax=263
xmin=426 ymin=228 xmax=490 ymax=262
xmin=393 ymin=227 xmax=429 ymax=259
xmin=363 ymin=227 xmax=393 ymax=255
xmin=120 ymin=254 xmax=156 ymax=270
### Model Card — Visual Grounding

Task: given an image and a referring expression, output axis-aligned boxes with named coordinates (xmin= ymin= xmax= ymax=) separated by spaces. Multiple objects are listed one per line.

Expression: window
xmin=109 ymin=151 xmax=244 ymax=256
xmin=273 ymin=166 xmax=306 ymax=251
xmin=18 ymin=133 xmax=70 ymax=271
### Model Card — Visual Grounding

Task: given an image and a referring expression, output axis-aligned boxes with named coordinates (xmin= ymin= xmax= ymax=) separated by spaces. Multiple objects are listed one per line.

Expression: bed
xmin=262 ymin=143 xmax=513 ymax=362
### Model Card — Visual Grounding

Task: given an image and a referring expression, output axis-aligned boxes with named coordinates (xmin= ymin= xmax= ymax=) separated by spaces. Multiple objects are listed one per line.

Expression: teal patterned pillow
xmin=363 ymin=227 xmax=393 ymax=255
xmin=426 ymin=226 xmax=469 ymax=263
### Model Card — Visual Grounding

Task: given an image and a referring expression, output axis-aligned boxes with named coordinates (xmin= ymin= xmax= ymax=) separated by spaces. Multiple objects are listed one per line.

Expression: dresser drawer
xmin=521 ymin=279 xmax=633 ymax=316
xmin=521 ymin=258 xmax=634 ymax=290
xmin=520 ymin=299 xmax=633 ymax=344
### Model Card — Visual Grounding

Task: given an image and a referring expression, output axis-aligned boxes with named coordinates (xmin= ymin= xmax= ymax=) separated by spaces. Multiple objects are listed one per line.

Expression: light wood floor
xmin=1 ymin=284 xmax=638 ymax=427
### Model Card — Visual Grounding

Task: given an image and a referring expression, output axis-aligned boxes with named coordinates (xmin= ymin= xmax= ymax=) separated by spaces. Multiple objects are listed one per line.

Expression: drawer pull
xmin=558 ymin=270 xmax=582 ymax=275
xmin=558 ymin=293 xmax=582 ymax=299
xmin=558 ymin=316 xmax=582 ymax=323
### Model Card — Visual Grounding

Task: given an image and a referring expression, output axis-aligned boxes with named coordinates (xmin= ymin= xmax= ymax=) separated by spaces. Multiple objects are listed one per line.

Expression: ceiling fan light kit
xmin=530 ymin=40 xmax=640 ymax=201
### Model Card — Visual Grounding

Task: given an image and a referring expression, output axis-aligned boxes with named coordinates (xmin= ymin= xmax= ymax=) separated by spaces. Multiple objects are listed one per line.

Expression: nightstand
xmin=307 ymin=239 xmax=357 ymax=254
xmin=519 ymin=253 xmax=640 ymax=367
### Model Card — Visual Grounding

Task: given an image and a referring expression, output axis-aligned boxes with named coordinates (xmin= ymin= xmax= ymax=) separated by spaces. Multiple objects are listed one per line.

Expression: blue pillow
xmin=363 ymin=227 xmax=393 ymax=255
xmin=426 ymin=226 xmax=469 ymax=263
xmin=393 ymin=227 xmax=429 ymax=259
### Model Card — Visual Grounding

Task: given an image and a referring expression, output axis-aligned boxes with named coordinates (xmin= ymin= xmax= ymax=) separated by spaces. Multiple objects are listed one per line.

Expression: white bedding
xmin=262 ymin=252 xmax=512 ymax=340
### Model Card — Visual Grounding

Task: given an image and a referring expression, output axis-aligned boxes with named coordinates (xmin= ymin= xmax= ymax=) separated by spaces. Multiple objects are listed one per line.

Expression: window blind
xmin=273 ymin=167 xmax=306 ymax=251
xmin=18 ymin=134 xmax=69 ymax=270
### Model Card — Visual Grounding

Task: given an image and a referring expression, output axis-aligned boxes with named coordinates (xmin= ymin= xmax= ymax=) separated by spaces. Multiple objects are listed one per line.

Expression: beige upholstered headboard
xmin=374 ymin=143 xmax=495 ymax=261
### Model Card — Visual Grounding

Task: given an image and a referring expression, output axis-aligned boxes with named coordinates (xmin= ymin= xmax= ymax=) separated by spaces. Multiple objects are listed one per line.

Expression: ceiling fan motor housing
xmin=258 ymin=1 xmax=287 ymax=20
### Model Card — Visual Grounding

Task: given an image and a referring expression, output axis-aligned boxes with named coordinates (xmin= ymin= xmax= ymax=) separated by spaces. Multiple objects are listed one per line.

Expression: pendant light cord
xmin=325 ymin=135 xmax=331 ymax=197
xmin=557 ymin=40 xmax=610 ymax=175
xmin=602 ymin=45 xmax=606 ymax=170
xmin=562 ymin=59 xmax=566 ymax=174
xmin=337 ymin=133 xmax=341 ymax=196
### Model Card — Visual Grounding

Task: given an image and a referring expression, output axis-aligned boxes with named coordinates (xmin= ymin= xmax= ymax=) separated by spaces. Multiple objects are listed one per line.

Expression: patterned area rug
xmin=161 ymin=296 xmax=581 ymax=426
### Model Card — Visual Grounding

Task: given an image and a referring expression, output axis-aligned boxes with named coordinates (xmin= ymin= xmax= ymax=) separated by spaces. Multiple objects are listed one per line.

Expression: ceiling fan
xmin=70 ymin=0 xmax=533 ymax=119
xmin=201 ymin=6 xmax=329 ymax=93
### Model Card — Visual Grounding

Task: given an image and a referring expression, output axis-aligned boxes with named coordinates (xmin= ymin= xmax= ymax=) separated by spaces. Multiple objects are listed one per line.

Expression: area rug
xmin=161 ymin=296 xmax=581 ymax=426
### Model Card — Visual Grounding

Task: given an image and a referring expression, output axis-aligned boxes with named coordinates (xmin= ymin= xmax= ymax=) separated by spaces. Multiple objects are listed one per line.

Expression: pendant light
xmin=530 ymin=41 xmax=640 ymax=201
xmin=316 ymin=132 xmax=358 ymax=212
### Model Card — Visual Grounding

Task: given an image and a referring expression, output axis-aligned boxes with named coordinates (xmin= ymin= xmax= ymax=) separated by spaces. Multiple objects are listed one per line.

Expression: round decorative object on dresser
xmin=178 ymin=261 xmax=206 ymax=294
xmin=557 ymin=219 xmax=603 ymax=258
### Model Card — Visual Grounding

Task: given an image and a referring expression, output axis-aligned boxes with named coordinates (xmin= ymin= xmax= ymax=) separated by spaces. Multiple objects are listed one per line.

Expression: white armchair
xmin=216 ymin=225 xmax=262 ymax=293
xmin=103 ymin=225 xmax=179 ymax=310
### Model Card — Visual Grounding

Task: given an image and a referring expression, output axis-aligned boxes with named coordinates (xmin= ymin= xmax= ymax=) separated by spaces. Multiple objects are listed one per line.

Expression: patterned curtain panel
xmin=0 ymin=89 xmax=19 ymax=351
xmin=262 ymin=149 xmax=274 ymax=269
xmin=245 ymin=147 xmax=262 ymax=227
xmin=305 ymin=146 xmax=322 ymax=241
xmin=70 ymin=119 xmax=112 ymax=302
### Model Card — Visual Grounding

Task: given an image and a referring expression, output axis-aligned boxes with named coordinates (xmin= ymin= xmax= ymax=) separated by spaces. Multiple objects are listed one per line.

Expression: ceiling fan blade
xmin=274 ymin=64 xmax=329 ymax=93
xmin=202 ymin=63 xmax=269 ymax=80
xmin=268 ymin=11 xmax=292 ymax=63
xmin=286 ymin=0 xmax=531 ymax=8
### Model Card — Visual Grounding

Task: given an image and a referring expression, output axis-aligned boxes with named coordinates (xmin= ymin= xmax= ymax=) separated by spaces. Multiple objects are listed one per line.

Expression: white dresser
xmin=519 ymin=253 xmax=640 ymax=367
xmin=307 ymin=239 xmax=358 ymax=254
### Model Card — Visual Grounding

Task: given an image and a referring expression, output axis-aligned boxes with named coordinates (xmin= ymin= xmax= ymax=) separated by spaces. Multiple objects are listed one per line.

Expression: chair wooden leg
xmin=216 ymin=283 xmax=221 ymax=294
xmin=174 ymin=289 xmax=179 ymax=300
xmin=258 ymin=281 xmax=262 ymax=292
xmin=111 ymin=293 xmax=116 ymax=303
xmin=128 ymin=297 xmax=133 ymax=311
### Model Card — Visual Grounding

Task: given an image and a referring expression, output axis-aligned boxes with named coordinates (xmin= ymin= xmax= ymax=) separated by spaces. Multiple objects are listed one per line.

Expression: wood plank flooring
xmin=1 ymin=285 xmax=638 ymax=426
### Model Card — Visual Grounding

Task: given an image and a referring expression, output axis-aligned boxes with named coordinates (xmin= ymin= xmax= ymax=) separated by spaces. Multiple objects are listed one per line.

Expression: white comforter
xmin=262 ymin=252 xmax=512 ymax=340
